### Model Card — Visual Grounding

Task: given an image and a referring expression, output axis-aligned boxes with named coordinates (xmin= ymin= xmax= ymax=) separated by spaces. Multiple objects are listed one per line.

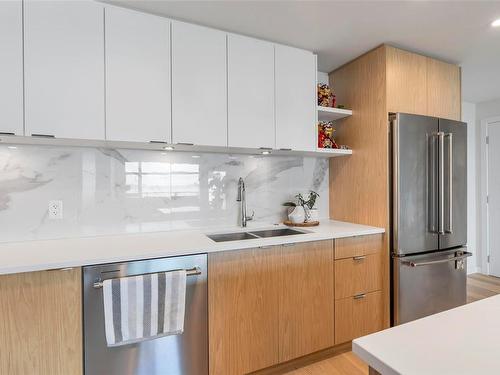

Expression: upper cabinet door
xmin=172 ymin=22 xmax=226 ymax=146
xmin=275 ymin=45 xmax=316 ymax=151
xmin=105 ymin=7 xmax=171 ymax=143
xmin=24 ymin=0 xmax=105 ymax=139
xmin=0 ymin=0 xmax=23 ymax=136
xmin=426 ymin=58 xmax=461 ymax=121
xmin=227 ymin=34 xmax=275 ymax=149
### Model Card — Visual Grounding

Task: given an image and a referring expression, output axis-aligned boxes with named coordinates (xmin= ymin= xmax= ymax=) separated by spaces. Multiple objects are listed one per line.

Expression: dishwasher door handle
xmin=93 ymin=266 xmax=202 ymax=289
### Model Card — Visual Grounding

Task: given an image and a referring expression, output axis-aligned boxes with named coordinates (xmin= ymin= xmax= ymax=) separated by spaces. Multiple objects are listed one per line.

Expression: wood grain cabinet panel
xmin=279 ymin=240 xmax=335 ymax=362
xmin=335 ymin=234 xmax=383 ymax=260
xmin=335 ymin=253 xmax=382 ymax=299
xmin=426 ymin=58 xmax=461 ymax=121
xmin=0 ymin=268 xmax=83 ymax=375
xmin=386 ymin=45 xmax=427 ymax=115
xmin=335 ymin=291 xmax=383 ymax=345
xmin=208 ymin=247 xmax=281 ymax=375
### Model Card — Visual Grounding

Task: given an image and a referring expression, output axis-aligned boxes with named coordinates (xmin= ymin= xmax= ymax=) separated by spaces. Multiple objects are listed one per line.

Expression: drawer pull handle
xmin=353 ymin=256 xmax=366 ymax=261
xmin=354 ymin=293 xmax=366 ymax=300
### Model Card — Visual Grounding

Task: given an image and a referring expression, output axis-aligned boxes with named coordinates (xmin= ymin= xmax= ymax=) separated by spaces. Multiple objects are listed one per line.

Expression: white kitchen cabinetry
xmin=227 ymin=34 xmax=275 ymax=149
xmin=0 ymin=0 xmax=23 ymax=135
xmin=105 ymin=6 xmax=171 ymax=143
xmin=172 ymin=21 xmax=227 ymax=146
xmin=24 ymin=0 xmax=105 ymax=140
xmin=275 ymin=45 xmax=316 ymax=151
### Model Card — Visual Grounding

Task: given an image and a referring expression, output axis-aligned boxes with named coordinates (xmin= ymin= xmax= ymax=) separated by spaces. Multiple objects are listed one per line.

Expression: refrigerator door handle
xmin=428 ymin=133 xmax=438 ymax=233
xmin=445 ymin=133 xmax=453 ymax=233
xmin=438 ymin=131 xmax=445 ymax=234
xmin=401 ymin=251 xmax=471 ymax=267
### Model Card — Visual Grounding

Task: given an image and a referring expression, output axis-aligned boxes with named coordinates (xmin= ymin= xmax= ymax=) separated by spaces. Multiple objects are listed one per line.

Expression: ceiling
xmin=106 ymin=0 xmax=500 ymax=104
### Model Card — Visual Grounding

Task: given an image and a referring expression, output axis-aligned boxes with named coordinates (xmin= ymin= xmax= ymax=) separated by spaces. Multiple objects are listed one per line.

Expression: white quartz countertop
xmin=353 ymin=295 xmax=500 ymax=375
xmin=0 ymin=220 xmax=384 ymax=275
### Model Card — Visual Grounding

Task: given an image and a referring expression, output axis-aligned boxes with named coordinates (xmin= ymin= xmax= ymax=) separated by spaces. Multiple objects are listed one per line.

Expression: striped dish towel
xmin=102 ymin=270 xmax=187 ymax=347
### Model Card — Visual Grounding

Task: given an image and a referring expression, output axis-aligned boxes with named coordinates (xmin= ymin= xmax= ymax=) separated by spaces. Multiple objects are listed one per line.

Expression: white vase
xmin=288 ymin=206 xmax=305 ymax=223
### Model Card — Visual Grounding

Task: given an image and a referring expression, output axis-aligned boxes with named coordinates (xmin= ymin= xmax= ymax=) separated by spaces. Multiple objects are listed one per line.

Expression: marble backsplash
xmin=0 ymin=144 xmax=329 ymax=243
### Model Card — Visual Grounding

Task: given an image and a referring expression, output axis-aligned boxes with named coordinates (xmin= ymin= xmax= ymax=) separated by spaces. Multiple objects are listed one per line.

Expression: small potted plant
xmin=283 ymin=191 xmax=320 ymax=223
xmin=303 ymin=191 xmax=320 ymax=222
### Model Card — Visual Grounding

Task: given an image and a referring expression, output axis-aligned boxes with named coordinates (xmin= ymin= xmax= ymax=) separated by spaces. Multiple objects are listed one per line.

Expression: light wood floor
xmin=285 ymin=273 xmax=500 ymax=375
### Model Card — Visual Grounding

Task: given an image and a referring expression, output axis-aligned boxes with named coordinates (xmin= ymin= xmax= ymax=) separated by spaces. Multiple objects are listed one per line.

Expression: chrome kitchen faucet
xmin=236 ymin=177 xmax=254 ymax=227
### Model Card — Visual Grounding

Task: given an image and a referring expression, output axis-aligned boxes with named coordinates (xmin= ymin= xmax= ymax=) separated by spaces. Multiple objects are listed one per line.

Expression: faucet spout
xmin=237 ymin=177 xmax=253 ymax=227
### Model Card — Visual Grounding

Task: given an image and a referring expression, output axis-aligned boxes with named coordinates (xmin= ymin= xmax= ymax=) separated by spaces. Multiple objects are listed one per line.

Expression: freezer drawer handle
xmin=92 ymin=266 xmax=202 ymax=289
xmin=401 ymin=251 xmax=472 ymax=267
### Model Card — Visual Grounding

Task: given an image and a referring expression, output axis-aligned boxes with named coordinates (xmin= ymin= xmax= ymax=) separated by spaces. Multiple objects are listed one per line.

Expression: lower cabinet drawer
xmin=335 ymin=253 xmax=382 ymax=299
xmin=335 ymin=290 xmax=383 ymax=344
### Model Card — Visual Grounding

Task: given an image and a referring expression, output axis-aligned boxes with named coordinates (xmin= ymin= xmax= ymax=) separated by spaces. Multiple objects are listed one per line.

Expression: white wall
xmin=317 ymin=71 xmax=328 ymax=85
xmin=462 ymin=102 xmax=478 ymax=273
xmin=475 ymin=98 xmax=500 ymax=273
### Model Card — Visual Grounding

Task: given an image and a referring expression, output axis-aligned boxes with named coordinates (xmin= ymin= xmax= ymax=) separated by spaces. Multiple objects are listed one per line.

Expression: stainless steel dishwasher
xmin=83 ymin=253 xmax=208 ymax=375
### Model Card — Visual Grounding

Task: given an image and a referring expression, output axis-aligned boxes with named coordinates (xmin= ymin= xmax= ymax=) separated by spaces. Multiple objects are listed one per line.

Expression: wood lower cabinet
xmin=335 ymin=253 xmax=382 ymax=299
xmin=0 ymin=268 xmax=83 ymax=375
xmin=209 ymin=240 xmax=335 ymax=374
xmin=279 ymin=240 xmax=334 ymax=362
xmin=334 ymin=234 xmax=385 ymax=345
xmin=335 ymin=291 xmax=383 ymax=344
xmin=208 ymin=247 xmax=281 ymax=375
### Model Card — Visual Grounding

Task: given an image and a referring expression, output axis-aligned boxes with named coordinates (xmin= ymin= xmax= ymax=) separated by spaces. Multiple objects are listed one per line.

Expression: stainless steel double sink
xmin=207 ymin=228 xmax=309 ymax=242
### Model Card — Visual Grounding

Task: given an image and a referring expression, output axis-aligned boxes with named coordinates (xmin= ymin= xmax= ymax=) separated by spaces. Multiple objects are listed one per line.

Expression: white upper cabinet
xmin=0 ymin=0 xmax=23 ymax=135
xmin=275 ymin=45 xmax=316 ymax=151
xmin=172 ymin=21 xmax=227 ymax=146
xmin=24 ymin=0 xmax=105 ymax=139
xmin=227 ymin=34 xmax=275 ymax=149
xmin=105 ymin=6 xmax=171 ymax=143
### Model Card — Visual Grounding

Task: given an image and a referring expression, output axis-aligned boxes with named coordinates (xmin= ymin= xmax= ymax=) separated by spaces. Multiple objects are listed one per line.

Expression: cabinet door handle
xmin=353 ymin=293 xmax=366 ymax=300
xmin=47 ymin=267 xmax=74 ymax=272
xmin=176 ymin=142 xmax=194 ymax=146
xmin=353 ymin=256 xmax=366 ymax=261
xmin=32 ymin=133 xmax=55 ymax=138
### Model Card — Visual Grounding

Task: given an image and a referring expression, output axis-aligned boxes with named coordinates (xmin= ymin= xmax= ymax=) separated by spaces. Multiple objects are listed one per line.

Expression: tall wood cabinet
xmin=0 ymin=268 xmax=83 ymax=375
xmin=330 ymin=45 xmax=461 ymax=330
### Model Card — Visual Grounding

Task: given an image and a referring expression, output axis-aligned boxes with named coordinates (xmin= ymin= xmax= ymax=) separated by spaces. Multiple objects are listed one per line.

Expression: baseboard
xmin=251 ymin=342 xmax=352 ymax=375
xmin=467 ymin=266 xmax=480 ymax=275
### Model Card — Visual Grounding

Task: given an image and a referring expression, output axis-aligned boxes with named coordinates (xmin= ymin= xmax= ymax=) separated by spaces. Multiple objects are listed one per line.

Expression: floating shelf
xmin=317 ymin=106 xmax=352 ymax=122
xmin=314 ymin=148 xmax=352 ymax=156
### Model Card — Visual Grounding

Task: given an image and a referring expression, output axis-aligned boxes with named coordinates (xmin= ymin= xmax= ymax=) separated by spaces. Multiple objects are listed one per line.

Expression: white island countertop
xmin=353 ymin=295 xmax=500 ymax=375
xmin=0 ymin=220 xmax=384 ymax=275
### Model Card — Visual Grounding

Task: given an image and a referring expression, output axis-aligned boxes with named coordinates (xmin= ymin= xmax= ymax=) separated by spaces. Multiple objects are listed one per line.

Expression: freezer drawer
xmin=393 ymin=248 xmax=471 ymax=325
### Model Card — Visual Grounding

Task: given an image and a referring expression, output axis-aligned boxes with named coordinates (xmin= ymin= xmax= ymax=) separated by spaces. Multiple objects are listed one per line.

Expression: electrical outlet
xmin=48 ymin=200 xmax=63 ymax=219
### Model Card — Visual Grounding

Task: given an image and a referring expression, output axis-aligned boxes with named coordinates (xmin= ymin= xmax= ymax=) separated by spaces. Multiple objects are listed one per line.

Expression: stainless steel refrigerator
xmin=391 ymin=113 xmax=471 ymax=325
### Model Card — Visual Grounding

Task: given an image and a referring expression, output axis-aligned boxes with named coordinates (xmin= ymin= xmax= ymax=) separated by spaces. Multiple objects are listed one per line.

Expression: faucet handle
xmin=246 ymin=211 xmax=255 ymax=221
